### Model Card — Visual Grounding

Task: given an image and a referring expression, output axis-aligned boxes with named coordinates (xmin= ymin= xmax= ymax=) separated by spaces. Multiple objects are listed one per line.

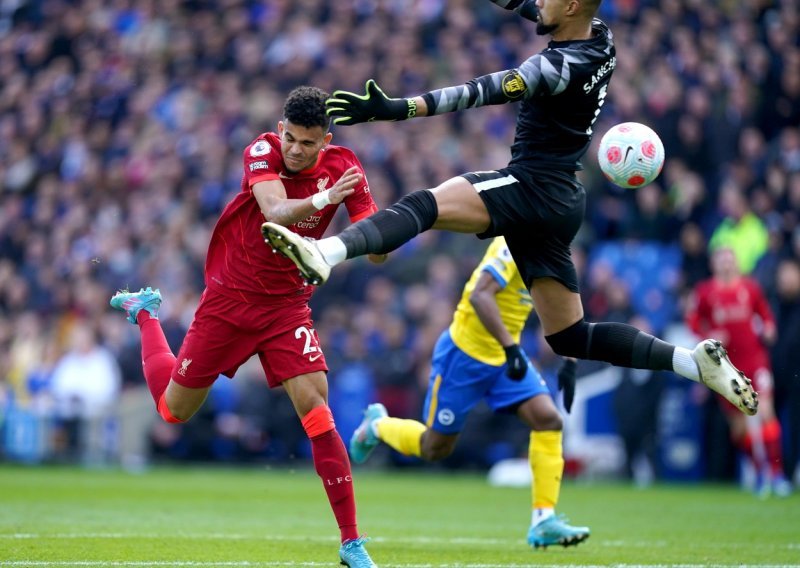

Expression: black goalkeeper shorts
xmin=461 ymin=165 xmax=585 ymax=293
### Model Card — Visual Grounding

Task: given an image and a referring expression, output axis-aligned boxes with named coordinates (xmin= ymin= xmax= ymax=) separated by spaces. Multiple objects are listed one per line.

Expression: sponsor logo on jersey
xmin=250 ymin=140 xmax=270 ymax=157
xmin=249 ymin=160 xmax=269 ymax=172
xmin=437 ymin=408 xmax=455 ymax=426
xmin=502 ymin=70 xmax=527 ymax=99
xmin=294 ymin=214 xmax=322 ymax=230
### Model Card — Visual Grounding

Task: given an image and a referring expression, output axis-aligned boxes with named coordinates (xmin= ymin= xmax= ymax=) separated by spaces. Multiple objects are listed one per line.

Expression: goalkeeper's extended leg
xmin=263 ymin=177 xmax=490 ymax=285
xmin=263 ymin=189 xmax=439 ymax=285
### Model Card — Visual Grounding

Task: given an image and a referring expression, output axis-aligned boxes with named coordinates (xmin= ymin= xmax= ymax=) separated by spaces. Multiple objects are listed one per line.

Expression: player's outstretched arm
xmin=327 ymin=68 xmax=531 ymax=127
xmin=488 ymin=0 xmax=540 ymax=21
xmin=326 ymin=80 xmax=422 ymax=126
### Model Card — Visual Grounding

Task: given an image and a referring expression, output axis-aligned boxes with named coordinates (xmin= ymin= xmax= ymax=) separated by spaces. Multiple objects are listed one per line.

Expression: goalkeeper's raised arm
xmin=326 ymin=65 xmax=536 ymax=126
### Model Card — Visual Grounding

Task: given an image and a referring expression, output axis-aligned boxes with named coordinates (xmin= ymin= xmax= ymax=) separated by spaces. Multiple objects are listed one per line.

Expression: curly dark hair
xmin=282 ymin=86 xmax=331 ymax=131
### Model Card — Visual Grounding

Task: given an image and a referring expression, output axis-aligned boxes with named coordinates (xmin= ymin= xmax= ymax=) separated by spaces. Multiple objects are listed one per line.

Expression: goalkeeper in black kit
xmin=263 ymin=0 xmax=758 ymax=466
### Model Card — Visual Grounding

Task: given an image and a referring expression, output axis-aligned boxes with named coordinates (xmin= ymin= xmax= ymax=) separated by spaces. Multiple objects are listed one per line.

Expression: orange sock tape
xmin=302 ymin=405 xmax=336 ymax=439
xmin=157 ymin=392 xmax=185 ymax=424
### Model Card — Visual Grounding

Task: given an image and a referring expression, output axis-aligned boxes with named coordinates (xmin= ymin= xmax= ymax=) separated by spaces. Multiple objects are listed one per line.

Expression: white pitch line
xmin=1 ymin=533 xmax=798 ymax=552
xmin=3 ymin=564 xmax=323 ymax=567
xmin=4 ymin=563 xmax=800 ymax=568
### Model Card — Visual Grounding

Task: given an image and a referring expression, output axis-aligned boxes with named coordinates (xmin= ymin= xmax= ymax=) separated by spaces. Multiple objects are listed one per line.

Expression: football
xmin=597 ymin=122 xmax=665 ymax=189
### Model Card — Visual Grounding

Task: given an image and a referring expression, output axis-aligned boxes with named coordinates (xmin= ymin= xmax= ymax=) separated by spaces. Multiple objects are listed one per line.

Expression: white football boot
xmin=261 ymin=222 xmax=332 ymax=286
xmin=692 ymin=339 xmax=758 ymax=416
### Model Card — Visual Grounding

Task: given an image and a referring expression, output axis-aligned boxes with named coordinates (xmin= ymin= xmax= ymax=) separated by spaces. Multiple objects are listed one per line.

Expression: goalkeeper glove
xmin=557 ymin=358 xmax=577 ymax=414
xmin=503 ymin=344 xmax=529 ymax=380
xmin=326 ymin=79 xmax=417 ymax=126
xmin=490 ymin=0 xmax=540 ymax=22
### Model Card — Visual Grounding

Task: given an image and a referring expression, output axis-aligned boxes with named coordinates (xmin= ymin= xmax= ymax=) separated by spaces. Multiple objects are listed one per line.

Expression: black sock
xmin=339 ymin=189 xmax=438 ymax=258
xmin=545 ymin=319 xmax=675 ymax=371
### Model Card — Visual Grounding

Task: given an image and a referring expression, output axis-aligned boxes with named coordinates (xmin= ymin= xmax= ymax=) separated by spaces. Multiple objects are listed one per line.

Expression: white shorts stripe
xmin=472 ymin=174 xmax=519 ymax=192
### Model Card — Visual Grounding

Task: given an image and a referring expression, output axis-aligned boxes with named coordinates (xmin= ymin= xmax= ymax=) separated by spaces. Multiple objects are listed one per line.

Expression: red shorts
xmin=171 ymin=287 xmax=327 ymax=389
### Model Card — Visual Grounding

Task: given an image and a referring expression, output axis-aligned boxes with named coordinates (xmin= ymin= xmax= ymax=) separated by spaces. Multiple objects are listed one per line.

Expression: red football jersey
xmin=205 ymin=132 xmax=378 ymax=303
xmin=686 ymin=276 xmax=775 ymax=373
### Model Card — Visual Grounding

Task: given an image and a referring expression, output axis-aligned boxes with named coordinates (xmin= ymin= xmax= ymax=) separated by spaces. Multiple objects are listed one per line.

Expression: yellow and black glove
xmin=326 ymin=80 xmax=417 ymax=126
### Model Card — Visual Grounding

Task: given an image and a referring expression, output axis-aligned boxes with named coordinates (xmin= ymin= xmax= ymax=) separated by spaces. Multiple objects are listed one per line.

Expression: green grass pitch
xmin=0 ymin=464 xmax=797 ymax=567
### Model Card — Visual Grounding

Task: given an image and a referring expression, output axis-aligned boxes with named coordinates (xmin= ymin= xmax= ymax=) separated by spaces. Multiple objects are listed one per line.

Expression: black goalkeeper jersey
xmin=422 ymin=19 xmax=616 ymax=171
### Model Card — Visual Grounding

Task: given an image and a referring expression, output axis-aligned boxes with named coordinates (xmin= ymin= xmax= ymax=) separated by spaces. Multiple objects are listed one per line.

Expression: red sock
xmin=761 ymin=419 xmax=785 ymax=476
xmin=737 ymin=432 xmax=758 ymax=468
xmin=303 ymin=406 xmax=359 ymax=543
xmin=137 ymin=311 xmax=176 ymax=405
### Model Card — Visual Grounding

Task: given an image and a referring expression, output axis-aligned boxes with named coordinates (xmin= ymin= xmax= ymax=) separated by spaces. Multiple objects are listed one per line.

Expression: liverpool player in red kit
xmin=686 ymin=246 xmax=791 ymax=497
xmin=110 ymin=87 xmax=383 ymax=566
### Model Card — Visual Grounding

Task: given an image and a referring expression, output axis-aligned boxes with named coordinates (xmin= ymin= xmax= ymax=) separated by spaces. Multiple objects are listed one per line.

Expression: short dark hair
xmin=283 ymin=86 xmax=331 ymax=131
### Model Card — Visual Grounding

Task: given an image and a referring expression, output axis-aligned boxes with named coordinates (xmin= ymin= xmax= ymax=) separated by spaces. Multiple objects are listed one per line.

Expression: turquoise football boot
xmin=349 ymin=403 xmax=388 ymax=464
xmin=527 ymin=514 xmax=590 ymax=549
xmin=339 ymin=536 xmax=377 ymax=567
xmin=110 ymin=287 xmax=162 ymax=324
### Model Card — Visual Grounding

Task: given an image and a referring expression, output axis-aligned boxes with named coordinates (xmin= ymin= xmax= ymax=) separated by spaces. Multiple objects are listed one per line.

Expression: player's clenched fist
xmin=326 ymin=80 xmax=417 ymax=125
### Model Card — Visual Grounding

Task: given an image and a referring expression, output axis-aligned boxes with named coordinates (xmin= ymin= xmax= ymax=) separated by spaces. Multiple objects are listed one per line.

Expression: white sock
xmin=316 ymin=237 xmax=347 ymax=266
xmin=532 ymin=508 xmax=554 ymax=526
xmin=672 ymin=347 xmax=700 ymax=382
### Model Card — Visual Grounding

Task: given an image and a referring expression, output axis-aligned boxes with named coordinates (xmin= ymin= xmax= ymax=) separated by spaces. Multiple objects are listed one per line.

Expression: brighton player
xmin=110 ymin=87 xmax=382 ymax=567
xmin=262 ymin=0 xmax=757 ymax=417
xmin=687 ymin=246 xmax=791 ymax=497
xmin=350 ymin=237 xmax=588 ymax=548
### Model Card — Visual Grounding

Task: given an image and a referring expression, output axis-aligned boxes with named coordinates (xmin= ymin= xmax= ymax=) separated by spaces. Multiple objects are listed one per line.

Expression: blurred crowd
xmin=0 ymin=0 xmax=798 ymax=484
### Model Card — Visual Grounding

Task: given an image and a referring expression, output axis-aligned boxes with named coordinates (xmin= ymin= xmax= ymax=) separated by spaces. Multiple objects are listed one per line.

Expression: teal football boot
xmin=349 ymin=403 xmax=388 ymax=464
xmin=527 ymin=514 xmax=590 ymax=549
xmin=339 ymin=536 xmax=377 ymax=567
xmin=110 ymin=287 xmax=162 ymax=324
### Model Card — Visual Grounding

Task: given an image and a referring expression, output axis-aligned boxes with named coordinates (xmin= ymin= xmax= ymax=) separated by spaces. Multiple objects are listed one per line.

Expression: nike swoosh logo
xmin=309 ymin=353 xmax=323 ymax=362
xmin=279 ymin=172 xmax=290 ymax=178
xmin=624 ymin=145 xmax=633 ymax=163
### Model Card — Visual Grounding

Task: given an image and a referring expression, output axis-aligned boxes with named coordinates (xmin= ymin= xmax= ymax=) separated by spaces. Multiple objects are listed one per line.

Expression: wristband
xmin=311 ymin=189 xmax=332 ymax=210
xmin=406 ymin=99 xmax=417 ymax=119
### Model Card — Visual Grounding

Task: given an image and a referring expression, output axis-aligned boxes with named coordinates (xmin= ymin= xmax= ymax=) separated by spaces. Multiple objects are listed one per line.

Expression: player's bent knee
xmin=162 ymin=382 xmax=210 ymax=422
xmin=420 ymin=432 xmax=456 ymax=461
xmin=534 ymin=412 xmax=563 ymax=432
xmin=545 ymin=319 xmax=589 ymax=359
xmin=421 ymin=445 xmax=453 ymax=461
